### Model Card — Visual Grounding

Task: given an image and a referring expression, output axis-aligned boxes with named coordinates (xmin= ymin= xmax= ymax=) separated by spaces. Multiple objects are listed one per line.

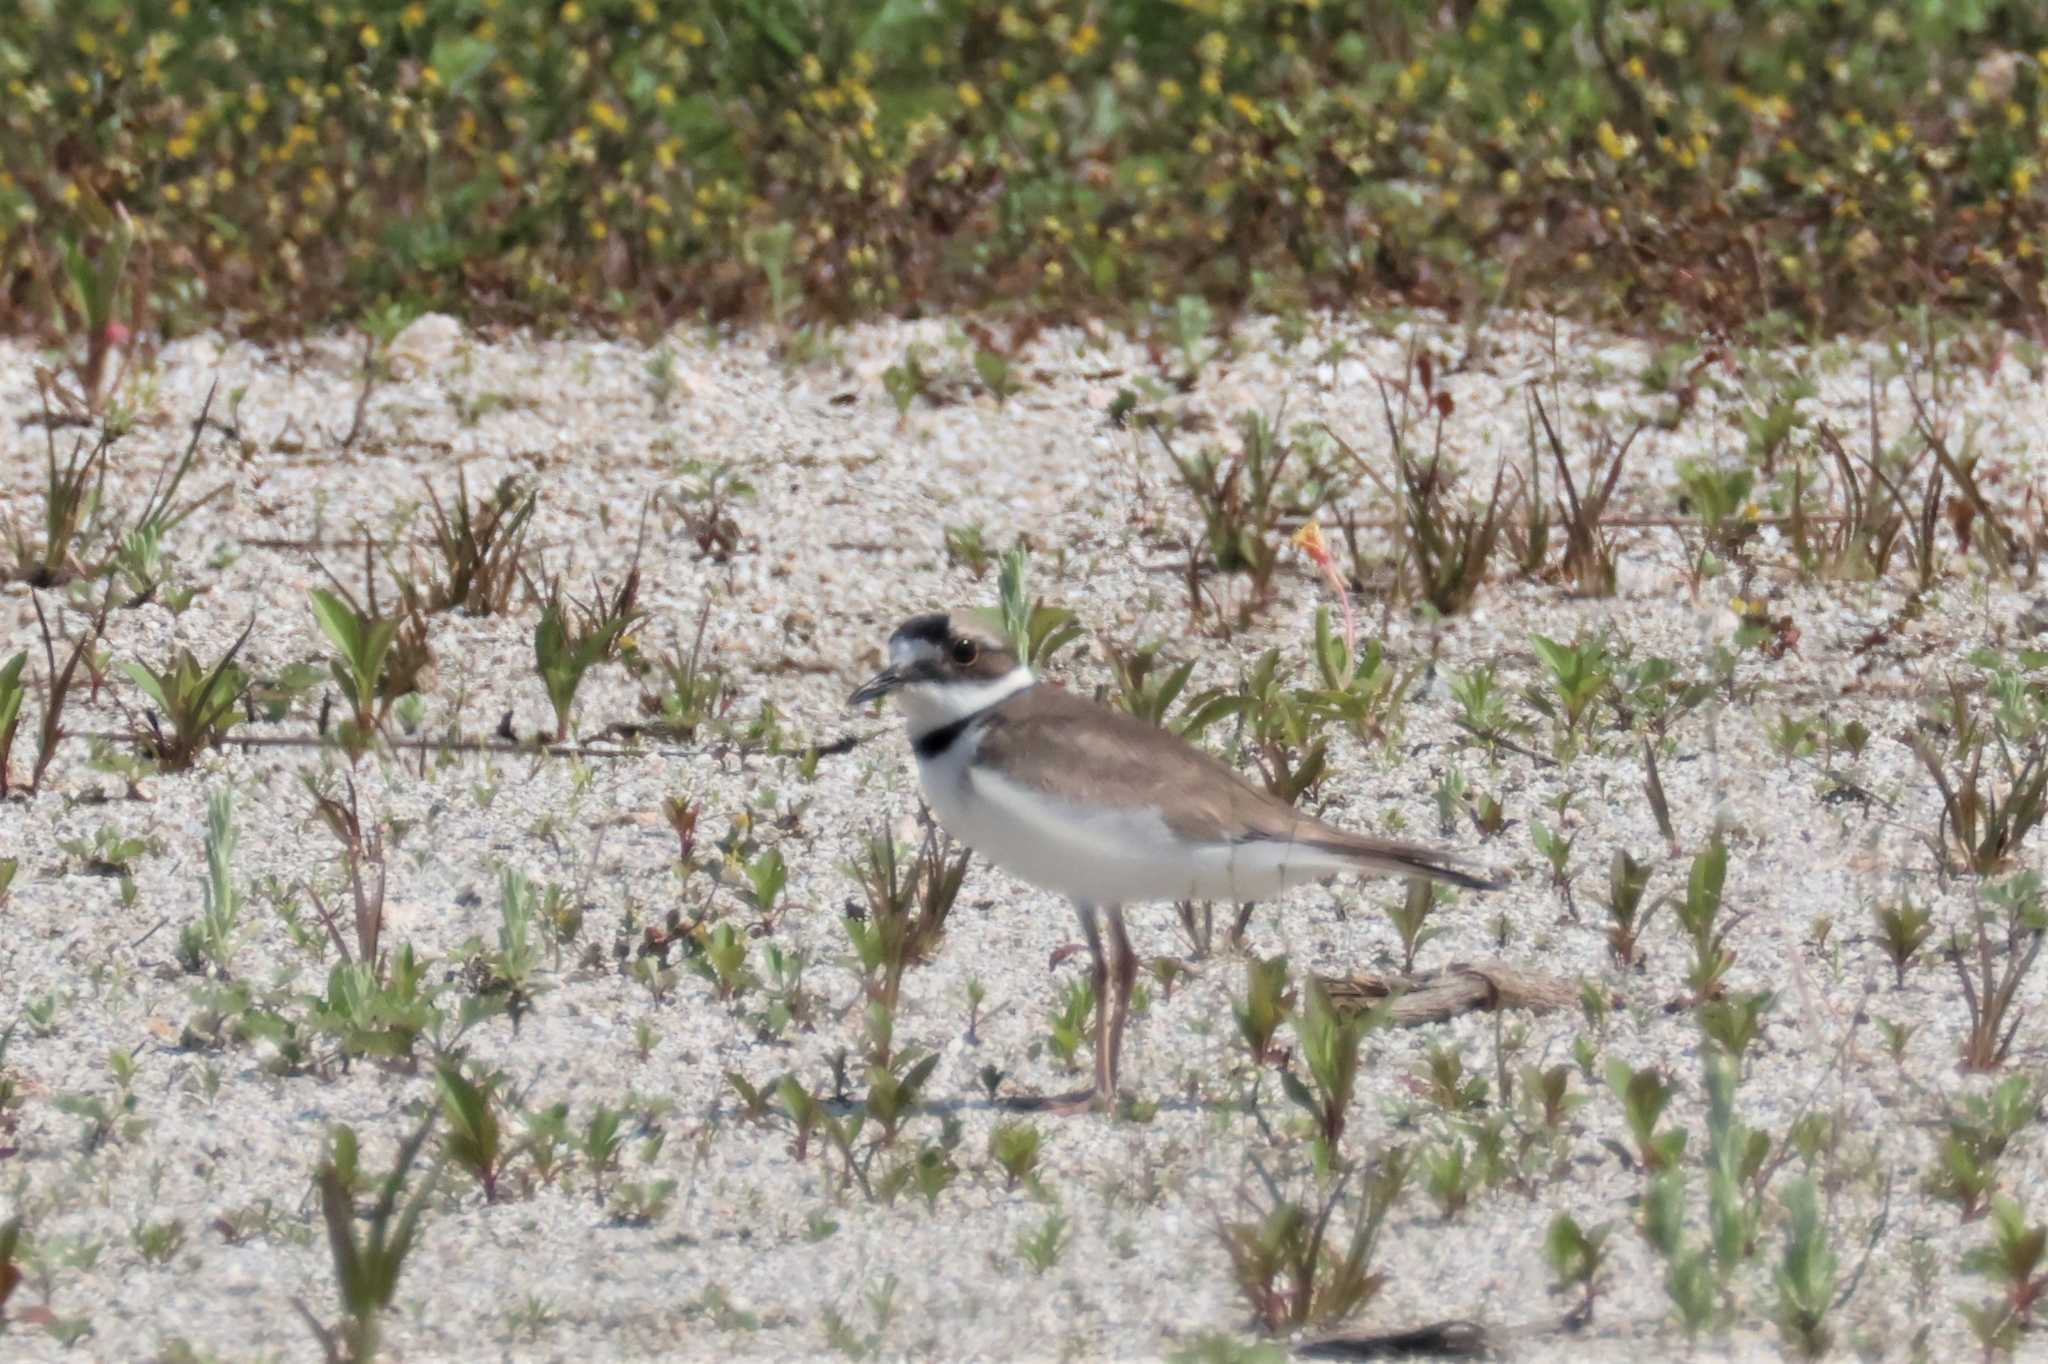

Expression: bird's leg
xmin=1103 ymin=904 xmax=1138 ymax=1104
xmin=1074 ymin=902 xmax=1113 ymax=1110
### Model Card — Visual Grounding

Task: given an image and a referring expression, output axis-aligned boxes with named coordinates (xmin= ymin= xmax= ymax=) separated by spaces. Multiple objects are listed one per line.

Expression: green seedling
xmin=741 ymin=847 xmax=786 ymax=919
xmin=0 ymin=651 xmax=28 ymax=794
xmin=1283 ymin=979 xmax=1380 ymax=1155
xmin=60 ymin=823 xmax=151 ymax=877
xmin=608 ymin=1178 xmax=677 ymax=1225
xmin=1699 ymin=991 xmax=1774 ymax=1065
xmin=989 ymin=1121 xmax=1044 ymax=1190
xmin=974 ymin=546 xmax=1082 ymax=671
xmin=580 ymin=1105 xmax=626 ymax=1199
xmin=1416 ymin=1043 xmax=1489 ymax=1116
xmin=1384 ymin=877 xmax=1440 ymax=975
xmin=1422 ymin=1137 xmax=1479 ymax=1217
xmin=1874 ymin=900 xmax=1934 ymax=987
xmin=1606 ymin=1060 xmax=1685 ymax=1172
xmin=9 ymin=423 xmax=109 ymax=585
xmin=1544 ymin=1213 xmax=1612 ymax=1322
xmin=1675 ymin=460 xmax=1756 ymax=587
xmin=1234 ymin=955 xmax=1292 ymax=1068
xmin=534 ymin=594 xmax=630 ymax=744
xmin=1523 ymin=1063 xmax=1584 ymax=1133
xmin=417 ymin=472 xmax=535 ymax=615
xmin=1530 ymin=820 xmax=1577 ymax=908
xmin=1953 ymin=872 xmax=2047 ymax=1071
xmin=1674 ymin=837 xmax=1733 ymax=999
xmin=1221 ymin=1149 xmax=1407 ymax=1334
xmin=1962 ymin=1196 xmax=2048 ymax=1335
xmin=1773 ymin=1176 xmax=1838 ymax=1360
xmin=844 ymin=823 xmax=971 ymax=1011
xmin=437 ymin=1064 xmax=504 ymax=1203
xmin=0 ymin=855 xmax=15 ymax=909
xmin=1926 ymin=1075 xmax=2036 ymax=1221
xmin=1181 ymin=648 xmax=1330 ymax=805
xmin=1528 ymin=634 xmax=1613 ymax=741
xmin=884 ymin=345 xmax=939 ymax=421
xmin=1529 ymin=392 xmax=1641 ymax=598
xmin=1306 ymin=608 xmax=1404 ymax=744
xmin=1048 ymin=977 xmax=1096 ymax=1071
xmin=1604 ymin=850 xmax=1655 ymax=968
xmin=1105 ymin=638 xmax=1196 ymax=728
xmin=1164 ymin=410 xmax=1338 ymax=613
xmin=695 ymin=922 xmax=758 ymax=1001
xmin=310 ymin=587 xmax=400 ymax=746
xmin=1367 ymin=374 xmax=1510 ymax=616
xmin=307 ymin=948 xmax=438 ymax=1063
xmin=299 ymin=1116 xmax=437 ymax=1364
xmin=1911 ymin=687 xmax=2047 ymax=874
xmin=1017 ymin=1210 xmax=1068 ymax=1275
xmin=1700 ymin=1052 xmax=1768 ymax=1280
xmin=190 ymin=789 xmax=244 ymax=975
xmin=1449 ymin=663 xmax=1512 ymax=743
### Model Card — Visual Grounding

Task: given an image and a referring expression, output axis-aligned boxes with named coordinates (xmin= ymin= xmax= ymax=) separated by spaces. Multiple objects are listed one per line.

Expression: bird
xmin=850 ymin=610 xmax=1500 ymax=1112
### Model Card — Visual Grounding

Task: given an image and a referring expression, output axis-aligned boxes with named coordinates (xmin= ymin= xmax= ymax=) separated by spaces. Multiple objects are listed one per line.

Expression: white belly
xmin=916 ymin=733 xmax=1350 ymax=906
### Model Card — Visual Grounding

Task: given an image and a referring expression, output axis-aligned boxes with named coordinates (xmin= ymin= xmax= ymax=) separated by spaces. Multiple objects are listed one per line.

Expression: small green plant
xmin=1674 ymin=837 xmax=1733 ymax=999
xmin=298 ymin=1117 xmax=437 ymax=1364
xmin=1926 ymin=1075 xmax=2037 ymax=1222
xmin=694 ymin=922 xmax=758 ymax=1002
xmin=1773 ymin=1176 xmax=1839 ymax=1360
xmin=1606 ymin=1061 xmax=1684 ymax=1173
xmin=942 ymin=522 xmax=992 ymax=577
xmin=1911 ymin=684 xmax=2047 ymax=875
xmin=437 ymin=1064 xmax=505 ymax=1203
xmin=1221 ymin=1151 xmax=1408 ymax=1334
xmin=843 ymin=822 xmax=971 ymax=1011
xmin=1528 ymin=634 xmax=1613 ymax=744
xmin=1181 ymin=648 xmax=1331 ymax=806
xmin=1016 ymin=1209 xmax=1068 ymax=1275
xmin=1528 ymin=391 xmax=1641 ymax=598
xmin=0 ymin=651 xmax=29 ymax=795
xmin=310 ymin=587 xmax=400 ymax=749
xmin=125 ymin=625 xmax=255 ymax=773
xmin=1952 ymin=872 xmax=2047 ymax=1072
xmin=131 ymin=1217 xmax=186 ymax=1266
xmin=975 ymin=546 xmax=1082 ymax=672
xmin=1961 ymin=1195 xmax=2048 ymax=1345
xmin=415 ymin=472 xmax=535 ymax=615
xmin=533 ymin=583 xmax=636 ymax=743
xmin=183 ymin=789 xmax=244 ymax=976
xmin=1603 ymin=850 xmax=1656 ymax=968
xmin=1384 ymin=878 xmax=1440 ymax=975
xmin=1164 ymin=410 xmax=1342 ymax=616
xmin=1283 ymin=979 xmax=1379 ymax=1153
xmin=1234 ymin=955 xmax=1292 ymax=1068
xmin=1047 ymin=977 xmax=1096 ymax=1072
xmin=989 ymin=1121 xmax=1044 ymax=1191
xmin=1105 ymin=638 xmax=1196 ymax=728
xmin=1543 ymin=1213 xmax=1612 ymax=1322
xmin=8 ymin=424 xmax=109 ymax=586
xmin=1874 ymin=899 xmax=1935 ymax=988
xmin=60 ymin=823 xmax=152 ymax=877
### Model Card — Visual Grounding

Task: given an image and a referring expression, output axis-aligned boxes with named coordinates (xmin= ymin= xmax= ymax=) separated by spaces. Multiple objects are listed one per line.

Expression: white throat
xmin=896 ymin=665 xmax=1035 ymax=742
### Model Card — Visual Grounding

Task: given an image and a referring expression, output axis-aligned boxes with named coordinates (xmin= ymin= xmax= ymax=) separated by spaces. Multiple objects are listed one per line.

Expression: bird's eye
xmin=950 ymin=638 xmax=979 ymax=665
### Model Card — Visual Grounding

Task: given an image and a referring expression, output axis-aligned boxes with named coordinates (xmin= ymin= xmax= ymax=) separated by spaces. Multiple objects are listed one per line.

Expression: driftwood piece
xmin=1316 ymin=961 xmax=1579 ymax=1026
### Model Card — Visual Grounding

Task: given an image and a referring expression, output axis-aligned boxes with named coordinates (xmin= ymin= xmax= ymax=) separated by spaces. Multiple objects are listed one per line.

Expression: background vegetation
xmin=4 ymin=0 xmax=2046 ymax=342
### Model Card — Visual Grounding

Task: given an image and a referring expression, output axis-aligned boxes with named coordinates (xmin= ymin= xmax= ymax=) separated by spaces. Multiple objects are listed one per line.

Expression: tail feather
xmin=1298 ymin=832 xmax=1504 ymax=892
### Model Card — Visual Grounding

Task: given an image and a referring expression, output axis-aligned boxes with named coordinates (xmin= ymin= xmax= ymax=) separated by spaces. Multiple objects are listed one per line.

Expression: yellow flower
xmin=1520 ymin=25 xmax=1541 ymax=52
xmin=359 ymin=23 xmax=379 ymax=48
xmin=402 ymin=3 xmax=425 ymax=28
xmin=1197 ymin=31 xmax=1228 ymax=65
xmin=1158 ymin=77 xmax=1182 ymax=103
xmin=1596 ymin=120 xmax=1633 ymax=161
xmin=956 ymin=81 xmax=980 ymax=108
xmin=589 ymin=220 xmax=607 ymax=239
xmin=1067 ymin=23 xmax=1098 ymax=58
xmin=561 ymin=1 xmax=582 ymax=20
xmin=1229 ymin=93 xmax=1261 ymax=124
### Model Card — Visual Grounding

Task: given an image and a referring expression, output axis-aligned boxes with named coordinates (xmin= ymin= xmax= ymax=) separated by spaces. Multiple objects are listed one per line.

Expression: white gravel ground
xmin=2 ymin=310 xmax=2046 ymax=1363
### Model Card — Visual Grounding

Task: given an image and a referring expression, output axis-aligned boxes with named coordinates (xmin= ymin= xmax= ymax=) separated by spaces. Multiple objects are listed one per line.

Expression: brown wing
xmin=974 ymin=685 xmax=1500 ymax=891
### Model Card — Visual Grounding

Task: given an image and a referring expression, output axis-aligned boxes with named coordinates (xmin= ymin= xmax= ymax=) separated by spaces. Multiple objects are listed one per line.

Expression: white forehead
xmin=888 ymin=634 xmax=942 ymax=669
